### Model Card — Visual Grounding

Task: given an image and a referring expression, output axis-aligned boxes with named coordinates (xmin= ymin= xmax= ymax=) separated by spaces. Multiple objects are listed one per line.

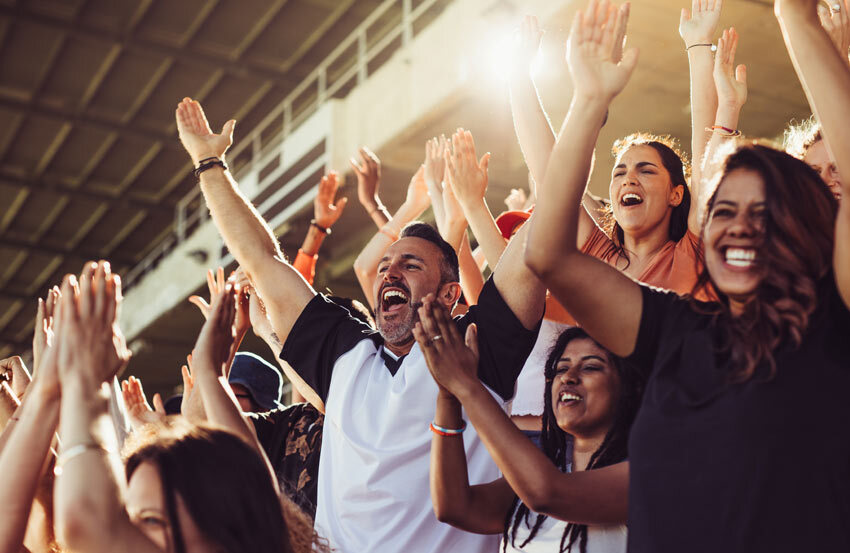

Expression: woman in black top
xmin=523 ymin=0 xmax=850 ymax=551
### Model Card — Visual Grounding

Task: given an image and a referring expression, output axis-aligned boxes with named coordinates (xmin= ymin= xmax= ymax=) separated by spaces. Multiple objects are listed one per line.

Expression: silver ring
xmin=431 ymin=335 xmax=442 ymax=342
xmin=833 ymin=3 xmax=841 ymax=12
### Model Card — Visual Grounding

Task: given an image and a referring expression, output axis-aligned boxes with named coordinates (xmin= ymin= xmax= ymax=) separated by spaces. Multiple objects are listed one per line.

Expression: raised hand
xmin=191 ymin=284 xmax=238 ymax=379
xmin=120 ymin=375 xmax=165 ymax=431
xmin=179 ymin=354 xmax=203 ymax=422
xmin=54 ymin=261 xmax=131 ymax=390
xmin=504 ymin=188 xmax=528 ymax=211
xmin=567 ymin=0 xmax=638 ymax=102
xmin=446 ymin=129 xmax=490 ymax=210
xmin=314 ymin=171 xmax=348 ymax=229
xmin=512 ymin=15 xmax=544 ymax=76
xmin=679 ymin=0 xmax=724 ymax=47
xmin=0 ymin=356 xmax=31 ymax=400
xmin=32 ymin=287 xmax=58 ymax=375
xmin=350 ymin=147 xmax=382 ymax=210
xmin=818 ymin=0 xmax=850 ymax=62
xmin=175 ymin=97 xmax=235 ymax=165
xmin=406 ymin=164 xmax=432 ymax=212
xmin=424 ymin=137 xmax=447 ymax=192
xmin=713 ymin=28 xmax=748 ymax=108
xmin=413 ymin=295 xmax=480 ymax=397
xmin=190 ymin=267 xmax=251 ymax=345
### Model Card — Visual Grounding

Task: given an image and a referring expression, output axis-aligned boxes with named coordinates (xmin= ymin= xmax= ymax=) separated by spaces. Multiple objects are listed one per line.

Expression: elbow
xmin=523 ymin=243 xmax=555 ymax=281
xmin=432 ymin=501 xmax=468 ymax=527
xmin=518 ymin=487 xmax=558 ymax=517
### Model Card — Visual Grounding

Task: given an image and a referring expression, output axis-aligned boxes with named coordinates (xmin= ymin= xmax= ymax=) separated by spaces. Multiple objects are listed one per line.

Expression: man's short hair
xmin=400 ymin=222 xmax=460 ymax=284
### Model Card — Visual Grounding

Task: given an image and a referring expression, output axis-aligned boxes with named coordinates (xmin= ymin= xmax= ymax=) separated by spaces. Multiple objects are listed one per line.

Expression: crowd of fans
xmin=2 ymin=0 xmax=849 ymax=551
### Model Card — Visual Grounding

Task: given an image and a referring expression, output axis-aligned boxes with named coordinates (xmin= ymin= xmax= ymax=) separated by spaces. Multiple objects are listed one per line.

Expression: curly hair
xmin=782 ymin=116 xmax=822 ymax=160
xmin=502 ymin=328 xmax=643 ymax=553
xmin=124 ymin=421 xmax=330 ymax=553
xmin=691 ymin=143 xmax=837 ymax=382
xmin=600 ymin=133 xmax=692 ymax=266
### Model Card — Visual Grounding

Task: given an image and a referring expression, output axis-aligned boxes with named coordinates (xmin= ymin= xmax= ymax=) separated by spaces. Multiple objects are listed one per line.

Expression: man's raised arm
xmin=175 ymin=97 xmax=315 ymax=346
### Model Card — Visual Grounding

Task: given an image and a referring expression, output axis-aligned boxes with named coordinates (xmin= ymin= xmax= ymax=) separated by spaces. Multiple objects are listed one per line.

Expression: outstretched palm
xmin=175 ymin=97 xmax=235 ymax=164
xmin=567 ymin=0 xmax=638 ymax=102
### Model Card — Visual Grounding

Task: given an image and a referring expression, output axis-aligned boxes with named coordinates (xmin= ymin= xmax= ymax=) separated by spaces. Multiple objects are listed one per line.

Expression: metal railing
xmin=124 ymin=0 xmax=447 ymax=291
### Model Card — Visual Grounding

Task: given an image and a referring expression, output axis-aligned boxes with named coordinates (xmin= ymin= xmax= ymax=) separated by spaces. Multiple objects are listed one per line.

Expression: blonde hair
xmin=783 ymin=116 xmax=822 ymax=160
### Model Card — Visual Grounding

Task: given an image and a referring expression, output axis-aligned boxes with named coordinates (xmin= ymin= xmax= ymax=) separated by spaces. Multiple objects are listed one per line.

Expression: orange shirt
xmin=544 ymin=225 xmax=708 ymax=326
xmin=582 ymin=224 xmax=708 ymax=299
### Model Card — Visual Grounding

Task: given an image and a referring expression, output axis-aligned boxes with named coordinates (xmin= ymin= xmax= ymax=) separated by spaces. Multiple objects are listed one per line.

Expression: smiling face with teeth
xmin=549 ymin=338 xmax=621 ymax=439
xmin=609 ymin=145 xmax=685 ymax=241
xmin=373 ymin=237 xmax=461 ymax=352
xmin=704 ymin=168 xmax=767 ymax=310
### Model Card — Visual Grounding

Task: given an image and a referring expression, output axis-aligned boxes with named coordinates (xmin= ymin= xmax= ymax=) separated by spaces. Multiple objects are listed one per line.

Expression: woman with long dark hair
xmin=52 ymin=262 xmax=326 ymax=553
xmin=422 ymin=324 xmax=640 ymax=553
xmin=523 ymin=0 xmax=850 ymax=550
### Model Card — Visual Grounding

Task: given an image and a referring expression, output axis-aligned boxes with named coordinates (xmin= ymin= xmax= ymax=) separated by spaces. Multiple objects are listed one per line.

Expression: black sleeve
xmin=625 ymin=284 xmax=682 ymax=379
xmin=280 ymin=294 xmax=379 ymax=402
xmin=458 ymin=278 xmax=541 ymax=402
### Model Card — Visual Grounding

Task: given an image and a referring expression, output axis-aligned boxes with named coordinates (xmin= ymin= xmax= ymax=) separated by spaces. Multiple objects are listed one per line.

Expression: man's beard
xmin=376 ymin=300 xmax=423 ymax=345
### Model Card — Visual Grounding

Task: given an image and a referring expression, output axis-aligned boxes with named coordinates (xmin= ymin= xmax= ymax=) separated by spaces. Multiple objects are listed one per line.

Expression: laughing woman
xmin=420 ymin=320 xmax=641 ymax=553
xmin=524 ymin=1 xmax=850 ymax=551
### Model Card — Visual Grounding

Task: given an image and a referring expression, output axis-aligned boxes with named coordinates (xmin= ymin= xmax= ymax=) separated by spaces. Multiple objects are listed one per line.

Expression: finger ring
xmin=833 ymin=4 xmax=841 ymax=11
xmin=431 ymin=335 xmax=442 ymax=342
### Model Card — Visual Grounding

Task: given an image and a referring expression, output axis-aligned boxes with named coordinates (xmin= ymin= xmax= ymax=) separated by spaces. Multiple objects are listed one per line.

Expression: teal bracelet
xmin=430 ymin=420 xmax=467 ymax=436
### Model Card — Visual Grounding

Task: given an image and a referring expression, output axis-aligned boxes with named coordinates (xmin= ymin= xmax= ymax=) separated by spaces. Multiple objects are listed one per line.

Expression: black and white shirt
xmin=280 ymin=278 xmax=539 ymax=553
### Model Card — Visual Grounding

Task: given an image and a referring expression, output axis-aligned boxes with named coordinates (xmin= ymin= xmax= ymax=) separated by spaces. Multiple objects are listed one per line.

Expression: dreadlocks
xmin=502 ymin=327 xmax=644 ymax=553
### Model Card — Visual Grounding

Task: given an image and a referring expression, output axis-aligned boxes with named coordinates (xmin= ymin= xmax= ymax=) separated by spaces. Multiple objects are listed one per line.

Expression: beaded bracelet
xmin=706 ymin=125 xmax=742 ymax=137
xmin=430 ymin=420 xmax=467 ymax=437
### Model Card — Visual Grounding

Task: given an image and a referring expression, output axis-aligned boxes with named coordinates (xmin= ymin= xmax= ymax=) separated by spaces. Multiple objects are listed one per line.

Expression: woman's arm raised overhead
xmin=775 ymin=0 xmax=850 ymax=306
xmin=679 ymin=0 xmax=724 ymax=234
xmin=524 ymin=0 xmax=643 ymax=358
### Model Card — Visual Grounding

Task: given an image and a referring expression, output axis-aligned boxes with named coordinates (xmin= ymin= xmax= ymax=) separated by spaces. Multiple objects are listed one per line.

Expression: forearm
xmin=55 ymin=380 xmax=126 ymax=552
xmin=430 ymin=394 xmax=474 ymax=520
xmin=509 ymin=75 xmax=556 ymax=186
xmin=198 ymin=168 xmax=285 ymax=283
xmin=458 ymin=235 xmax=484 ymax=305
xmin=299 ymin=225 xmax=327 ymax=257
xmin=778 ymin=4 xmax=850 ymax=190
xmin=701 ymin=101 xmax=744 ymax=205
xmin=362 ymin=200 xmax=391 ymax=229
xmin=688 ymin=48 xmax=718 ymax=195
xmin=462 ymin=200 xmax=507 ymax=270
xmin=0 ymin=386 xmax=58 ymax=553
xmin=526 ymin=96 xmax=607 ymax=275
xmin=457 ymin=383 xmax=627 ymax=524
xmin=193 ymin=369 xmax=278 ymax=483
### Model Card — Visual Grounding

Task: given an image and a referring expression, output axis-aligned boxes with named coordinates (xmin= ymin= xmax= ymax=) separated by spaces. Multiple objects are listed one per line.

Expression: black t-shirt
xmin=626 ymin=274 xmax=850 ymax=553
xmin=249 ymin=402 xmax=323 ymax=519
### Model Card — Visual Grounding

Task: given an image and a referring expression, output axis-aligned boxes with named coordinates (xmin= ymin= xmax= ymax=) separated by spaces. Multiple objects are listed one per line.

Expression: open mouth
xmin=723 ymin=246 xmax=757 ymax=268
xmin=558 ymin=390 xmax=582 ymax=406
xmin=380 ymin=287 xmax=410 ymax=313
xmin=620 ymin=192 xmax=643 ymax=207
